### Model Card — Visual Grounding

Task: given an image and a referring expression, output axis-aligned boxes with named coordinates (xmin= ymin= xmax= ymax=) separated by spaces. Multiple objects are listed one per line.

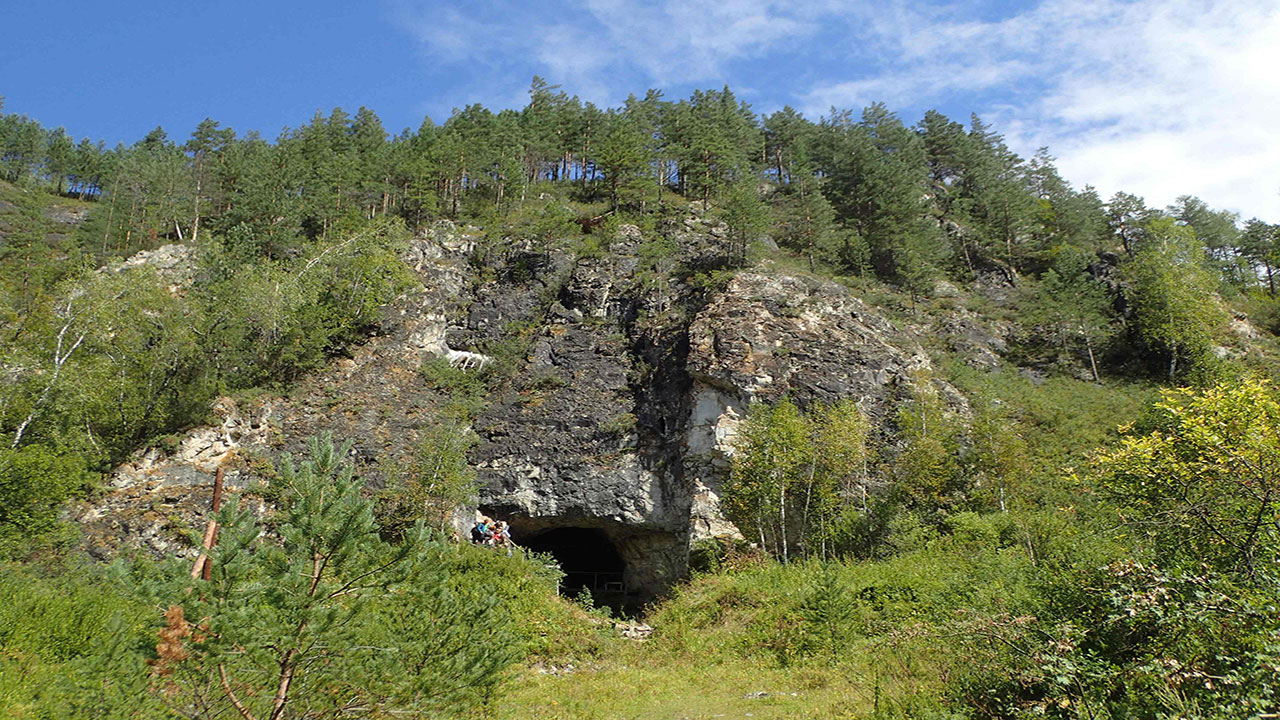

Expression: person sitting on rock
xmin=470 ymin=517 xmax=492 ymax=544
xmin=493 ymin=521 xmax=513 ymax=556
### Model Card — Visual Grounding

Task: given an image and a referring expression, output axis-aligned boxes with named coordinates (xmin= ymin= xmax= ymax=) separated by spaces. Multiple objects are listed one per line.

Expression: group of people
xmin=470 ymin=516 xmax=513 ymax=556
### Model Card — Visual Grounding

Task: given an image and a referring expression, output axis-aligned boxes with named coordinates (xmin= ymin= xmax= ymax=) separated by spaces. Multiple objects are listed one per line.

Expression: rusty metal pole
xmin=191 ymin=467 xmax=225 ymax=580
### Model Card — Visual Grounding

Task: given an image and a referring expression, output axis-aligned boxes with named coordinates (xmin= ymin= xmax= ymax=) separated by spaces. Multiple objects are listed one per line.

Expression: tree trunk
xmin=11 ymin=308 xmax=86 ymax=449
xmin=801 ymin=464 xmax=815 ymax=558
xmin=1085 ymin=332 xmax=1100 ymax=383
xmin=779 ymin=480 xmax=788 ymax=564
xmin=124 ymin=194 xmax=138 ymax=250
xmin=192 ymin=155 xmax=203 ymax=243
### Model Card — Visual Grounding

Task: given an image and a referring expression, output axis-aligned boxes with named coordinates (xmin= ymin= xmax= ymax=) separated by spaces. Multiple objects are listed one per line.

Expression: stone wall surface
xmin=72 ymin=219 xmax=979 ymax=597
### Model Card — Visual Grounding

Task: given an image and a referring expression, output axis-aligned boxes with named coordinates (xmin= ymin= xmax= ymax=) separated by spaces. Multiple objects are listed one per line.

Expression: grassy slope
xmin=497 ymin=655 xmax=874 ymax=720
xmin=495 ymin=539 xmax=1041 ymax=719
xmin=489 ymin=339 xmax=1155 ymax=719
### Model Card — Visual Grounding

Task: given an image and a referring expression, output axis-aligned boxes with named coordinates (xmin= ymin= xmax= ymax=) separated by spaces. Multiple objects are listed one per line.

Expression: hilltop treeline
xmin=6 ymin=82 xmax=1279 ymax=380
xmin=3 ymin=81 xmax=1276 ymax=282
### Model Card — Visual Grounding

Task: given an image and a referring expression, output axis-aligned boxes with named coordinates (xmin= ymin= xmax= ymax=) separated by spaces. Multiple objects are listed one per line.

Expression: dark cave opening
xmin=519 ymin=527 xmax=631 ymax=606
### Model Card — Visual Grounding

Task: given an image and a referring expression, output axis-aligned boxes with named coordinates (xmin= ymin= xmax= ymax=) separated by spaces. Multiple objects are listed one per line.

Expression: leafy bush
xmin=1 ymin=266 xmax=210 ymax=465
xmin=202 ymin=217 xmax=415 ymax=388
xmin=1096 ymin=378 xmax=1280 ymax=577
xmin=725 ymin=397 xmax=871 ymax=562
xmin=0 ymin=444 xmax=94 ymax=533
xmin=598 ymin=412 xmax=637 ymax=438
xmin=0 ymin=560 xmax=163 ymax=719
xmin=377 ymin=419 xmax=478 ymax=537
xmin=948 ymin=560 xmax=1280 ymax=719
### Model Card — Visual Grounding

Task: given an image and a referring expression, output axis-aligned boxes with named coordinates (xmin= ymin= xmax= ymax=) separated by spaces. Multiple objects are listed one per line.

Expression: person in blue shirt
xmin=470 ymin=517 xmax=492 ymax=544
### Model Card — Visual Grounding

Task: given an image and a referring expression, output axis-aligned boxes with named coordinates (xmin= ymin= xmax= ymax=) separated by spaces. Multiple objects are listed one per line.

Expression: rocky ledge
xmin=73 ymin=219 xmax=987 ymax=600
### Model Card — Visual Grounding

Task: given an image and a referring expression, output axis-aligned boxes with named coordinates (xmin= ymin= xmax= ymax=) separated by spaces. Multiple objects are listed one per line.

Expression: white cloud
xmin=393 ymin=0 xmax=1280 ymax=220
xmin=396 ymin=0 xmax=832 ymax=96
xmin=802 ymin=0 xmax=1280 ymax=220
xmin=1035 ymin=2 xmax=1280 ymax=221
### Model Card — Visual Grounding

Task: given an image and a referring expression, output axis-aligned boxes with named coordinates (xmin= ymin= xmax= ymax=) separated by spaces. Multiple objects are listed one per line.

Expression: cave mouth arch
xmin=519 ymin=527 xmax=629 ymax=606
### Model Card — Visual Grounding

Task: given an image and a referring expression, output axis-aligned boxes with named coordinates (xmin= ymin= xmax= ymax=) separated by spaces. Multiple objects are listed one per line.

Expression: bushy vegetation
xmin=3 ymin=77 xmax=1280 ymax=719
xmin=724 ymin=397 xmax=871 ymax=561
xmin=0 ymin=437 xmax=607 ymax=719
xmin=0 ymin=211 xmax=413 ymax=537
xmin=682 ymin=379 xmax=1280 ymax=718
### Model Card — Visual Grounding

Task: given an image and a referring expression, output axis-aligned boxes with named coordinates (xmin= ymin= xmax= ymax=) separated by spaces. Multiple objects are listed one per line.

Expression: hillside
xmin=2 ymin=89 xmax=1279 ymax=719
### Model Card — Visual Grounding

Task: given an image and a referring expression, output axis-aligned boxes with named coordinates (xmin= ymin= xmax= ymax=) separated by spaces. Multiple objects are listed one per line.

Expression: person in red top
xmin=493 ymin=521 xmax=513 ymax=556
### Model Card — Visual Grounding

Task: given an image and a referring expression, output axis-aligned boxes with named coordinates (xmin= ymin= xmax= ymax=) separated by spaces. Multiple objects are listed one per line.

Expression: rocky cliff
xmin=73 ymin=210 xmax=980 ymax=600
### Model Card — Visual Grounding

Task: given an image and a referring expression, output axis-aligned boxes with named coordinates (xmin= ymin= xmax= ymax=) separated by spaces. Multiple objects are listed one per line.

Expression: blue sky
xmin=3 ymin=0 xmax=1277 ymax=221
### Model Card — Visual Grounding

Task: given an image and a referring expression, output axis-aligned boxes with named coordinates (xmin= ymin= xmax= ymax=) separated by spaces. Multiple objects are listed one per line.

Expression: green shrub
xmin=203 ymin=217 xmax=415 ymax=388
xmin=948 ymin=560 xmax=1280 ymax=719
xmin=377 ymin=419 xmax=478 ymax=537
xmin=598 ymin=412 xmax=637 ymax=439
xmin=0 ymin=559 xmax=164 ymax=719
xmin=520 ymin=369 xmax=567 ymax=392
xmin=439 ymin=545 xmax=616 ymax=663
xmin=0 ymin=444 xmax=94 ymax=533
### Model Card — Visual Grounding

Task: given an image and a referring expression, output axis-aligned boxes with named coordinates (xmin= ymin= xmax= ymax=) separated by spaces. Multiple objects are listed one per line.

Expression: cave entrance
xmin=521 ymin=527 xmax=631 ymax=609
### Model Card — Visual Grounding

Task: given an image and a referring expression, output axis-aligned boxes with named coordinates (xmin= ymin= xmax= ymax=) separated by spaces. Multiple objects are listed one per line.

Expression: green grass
xmin=945 ymin=363 xmax=1155 ymax=498
xmin=0 ymin=558 xmax=163 ymax=718
xmin=492 ymin=531 xmax=1054 ymax=720
xmin=495 ymin=652 xmax=881 ymax=720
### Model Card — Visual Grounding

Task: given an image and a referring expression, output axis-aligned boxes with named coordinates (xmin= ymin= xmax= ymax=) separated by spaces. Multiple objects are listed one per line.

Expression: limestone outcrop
xmin=680 ymin=271 xmax=961 ymax=540
xmin=73 ymin=218 xmax=980 ymax=599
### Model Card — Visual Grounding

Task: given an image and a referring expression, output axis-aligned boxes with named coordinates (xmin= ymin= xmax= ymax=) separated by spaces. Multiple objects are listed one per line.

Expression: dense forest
xmin=1 ymin=80 xmax=1279 ymax=719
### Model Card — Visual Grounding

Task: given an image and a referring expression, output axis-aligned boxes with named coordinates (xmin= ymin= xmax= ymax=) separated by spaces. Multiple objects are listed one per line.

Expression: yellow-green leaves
xmin=1094 ymin=378 xmax=1280 ymax=577
xmin=1124 ymin=217 xmax=1225 ymax=381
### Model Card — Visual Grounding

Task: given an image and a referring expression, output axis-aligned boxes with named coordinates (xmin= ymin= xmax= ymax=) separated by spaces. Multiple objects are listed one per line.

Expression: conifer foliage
xmin=164 ymin=435 xmax=517 ymax=720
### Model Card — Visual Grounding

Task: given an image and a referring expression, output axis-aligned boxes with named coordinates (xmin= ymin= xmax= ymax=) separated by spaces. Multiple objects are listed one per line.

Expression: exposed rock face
xmin=475 ymin=261 xmax=955 ymax=595
xmin=688 ymin=273 xmax=932 ymax=412
xmin=473 ymin=237 xmax=690 ymax=597
xmin=681 ymin=272 xmax=949 ymax=539
xmin=43 ymin=204 xmax=91 ymax=226
xmin=74 ymin=397 xmax=273 ymax=561
xmin=931 ymin=308 xmax=1010 ymax=371
xmin=105 ymin=243 xmax=196 ymax=289
xmin=74 ymin=219 xmax=972 ymax=600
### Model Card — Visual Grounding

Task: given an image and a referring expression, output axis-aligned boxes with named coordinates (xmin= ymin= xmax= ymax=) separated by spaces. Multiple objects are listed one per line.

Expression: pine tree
xmin=591 ymin=111 xmax=648 ymax=210
xmin=773 ymin=184 xmax=837 ymax=271
xmin=44 ymin=127 xmax=74 ymax=194
xmin=960 ymin=115 xmax=1036 ymax=277
xmin=823 ymin=104 xmax=945 ymax=292
xmin=169 ymin=435 xmax=518 ymax=720
xmin=719 ymin=178 xmax=768 ymax=266
xmin=1022 ymin=248 xmax=1114 ymax=380
xmin=1240 ymin=218 xmax=1280 ymax=295
xmin=1106 ymin=191 xmax=1151 ymax=256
